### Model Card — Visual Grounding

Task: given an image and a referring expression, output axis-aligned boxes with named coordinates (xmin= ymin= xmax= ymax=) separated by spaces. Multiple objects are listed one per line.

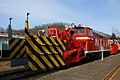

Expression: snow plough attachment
xmin=9 ymin=21 xmax=67 ymax=72
xmin=9 ymin=39 xmax=27 ymax=67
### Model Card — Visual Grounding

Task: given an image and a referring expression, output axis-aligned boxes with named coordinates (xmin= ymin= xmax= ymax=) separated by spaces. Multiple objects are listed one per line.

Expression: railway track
xmin=0 ymin=68 xmax=67 ymax=80
xmin=0 ymin=69 xmax=34 ymax=80
xmin=0 ymin=57 xmax=10 ymax=61
xmin=0 ymin=55 xmax=106 ymax=80
xmin=104 ymin=63 xmax=120 ymax=80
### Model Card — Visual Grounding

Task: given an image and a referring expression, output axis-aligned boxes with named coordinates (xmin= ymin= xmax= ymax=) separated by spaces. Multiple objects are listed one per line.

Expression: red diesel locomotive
xmin=39 ymin=24 xmax=118 ymax=64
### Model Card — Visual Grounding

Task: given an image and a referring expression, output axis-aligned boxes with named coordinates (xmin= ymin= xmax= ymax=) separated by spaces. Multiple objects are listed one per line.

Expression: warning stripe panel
xmin=26 ymin=38 xmax=43 ymax=54
xmin=26 ymin=37 xmax=65 ymax=61
xmin=10 ymin=39 xmax=22 ymax=51
xmin=26 ymin=40 xmax=56 ymax=69
xmin=49 ymin=46 xmax=58 ymax=54
xmin=11 ymin=40 xmax=24 ymax=58
xmin=55 ymin=39 xmax=65 ymax=52
xmin=9 ymin=39 xmax=26 ymax=59
xmin=26 ymin=43 xmax=64 ymax=71
xmin=56 ymin=46 xmax=63 ymax=55
xmin=35 ymin=36 xmax=45 ymax=45
xmin=58 ymin=39 xmax=66 ymax=50
xmin=25 ymin=34 xmax=66 ymax=71
xmin=37 ymin=36 xmax=51 ymax=45
xmin=27 ymin=35 xmax=63 ymax=55
xmin=48 ymin=55 xmax=60 ymax=67
xmin=49 ymin=37 xmax=58 ymax=46
xmin=25 ymin=27 xmax=30 ymax=38
xmin=9 ymin=39 xmax=18 ymax=49
xmin=40 ymin=55 xmax=54 ymax=68
xmin=9 ymin=26 xmax=67 ymax=71
xmin=41 ymin=36 xmax=52 ymax=45
xmin=28 ymin=61 xmax=38 ymax=71
xmin=26 ymin=46 xmax=46 ymax=71
xmin=13 ymin=41 xmax=25 ymax=57
xmin=27 ymin=54 xmax=44 ymax=71
xmin=55 ymin=55 xmax=65 ymax=66
xmin=16 ymin=46 xmax=26 ymax=58
xmin=41 ymin=46 xmax=51 ymax=54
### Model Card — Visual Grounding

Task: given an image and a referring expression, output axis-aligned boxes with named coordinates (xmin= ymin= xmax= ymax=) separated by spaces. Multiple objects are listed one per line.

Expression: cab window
xmin=75 ymin=28 xmax=85 ymax=34
xmin=88 ymin=29 xmax=93 ymax=36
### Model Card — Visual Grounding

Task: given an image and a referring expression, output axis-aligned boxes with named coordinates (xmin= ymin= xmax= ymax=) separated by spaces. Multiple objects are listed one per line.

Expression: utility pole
xmin=0 ymin=39 xmax=2 ymax=57
xmin=8 ymin=18 xmax=12 ymax=39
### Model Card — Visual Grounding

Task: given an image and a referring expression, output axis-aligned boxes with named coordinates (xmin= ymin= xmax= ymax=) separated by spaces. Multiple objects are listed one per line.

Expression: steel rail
xmin=104 ymin=63 xmax=120 ymax=80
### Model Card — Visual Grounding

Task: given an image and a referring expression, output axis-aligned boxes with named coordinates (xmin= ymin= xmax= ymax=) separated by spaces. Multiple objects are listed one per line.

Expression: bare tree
xmin=0 ymin=27 xmax=5 ymax=32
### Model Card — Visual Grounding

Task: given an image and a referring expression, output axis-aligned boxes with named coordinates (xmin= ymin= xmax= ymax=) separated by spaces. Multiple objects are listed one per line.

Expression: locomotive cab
xmin=73 ymin=26 xmax=94 ymax=53
xmin=73 ymin=26 xmax=93 ymax=39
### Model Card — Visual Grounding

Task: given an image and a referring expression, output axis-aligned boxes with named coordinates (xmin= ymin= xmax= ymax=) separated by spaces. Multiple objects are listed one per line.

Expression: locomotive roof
xmin=93 ymin=30 xmax=110 ymax=38
xmin=73 ymin=26 xmax=93 ymax=30
xmin=68 ymin=25 xmax=110 ymax=38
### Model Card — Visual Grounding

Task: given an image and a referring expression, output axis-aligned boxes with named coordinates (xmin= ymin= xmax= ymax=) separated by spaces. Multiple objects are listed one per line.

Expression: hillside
xmin=14 ymin=23 xmax=67 ymax=36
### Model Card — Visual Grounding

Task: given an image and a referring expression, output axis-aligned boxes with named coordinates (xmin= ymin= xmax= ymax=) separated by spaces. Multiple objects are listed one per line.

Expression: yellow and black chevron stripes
xmin=9 ymin=39 xmax=26 ymax=59
xmin=26 ymin=42 xmax=66 ymax=71
xmin=26 ymin=35 xmax=65 ymax=55
xmin=9 ymin=21 xmax=67 ymax=71
xmin=25 ymin=35 xmax=67 ymax=71
xmin=24 ymin=20 xmax=66 ymax=55
xmin=9 ymin=20 xmax=68 ymax=72
xmin=24 ymin=21 xmax=30 ymax=38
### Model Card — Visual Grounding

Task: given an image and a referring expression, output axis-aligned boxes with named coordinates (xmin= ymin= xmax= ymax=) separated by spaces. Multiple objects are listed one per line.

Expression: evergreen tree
xmin=110 ymin=33 xmax=117 ymax=40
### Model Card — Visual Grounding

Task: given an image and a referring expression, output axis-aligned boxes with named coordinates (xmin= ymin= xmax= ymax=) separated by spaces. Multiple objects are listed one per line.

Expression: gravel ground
xmin=25 ymin=53 xmax=120 ymax=80
xmin=0 ymin=60 xmax=24 ymax=74
xmin=0 ymin=60 xmax=12 ymax=72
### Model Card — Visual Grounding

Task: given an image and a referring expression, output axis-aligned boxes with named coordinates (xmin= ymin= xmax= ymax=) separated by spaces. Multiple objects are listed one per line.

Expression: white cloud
xmin=0 ymin=0 xmax=85 ymax=29
xmin=0 ymin=0 xmax=82 ymax=20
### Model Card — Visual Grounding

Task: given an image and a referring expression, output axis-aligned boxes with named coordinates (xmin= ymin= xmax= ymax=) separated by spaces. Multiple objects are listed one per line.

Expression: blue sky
xmin=0 ymin=0 xmax=120 ymax=35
